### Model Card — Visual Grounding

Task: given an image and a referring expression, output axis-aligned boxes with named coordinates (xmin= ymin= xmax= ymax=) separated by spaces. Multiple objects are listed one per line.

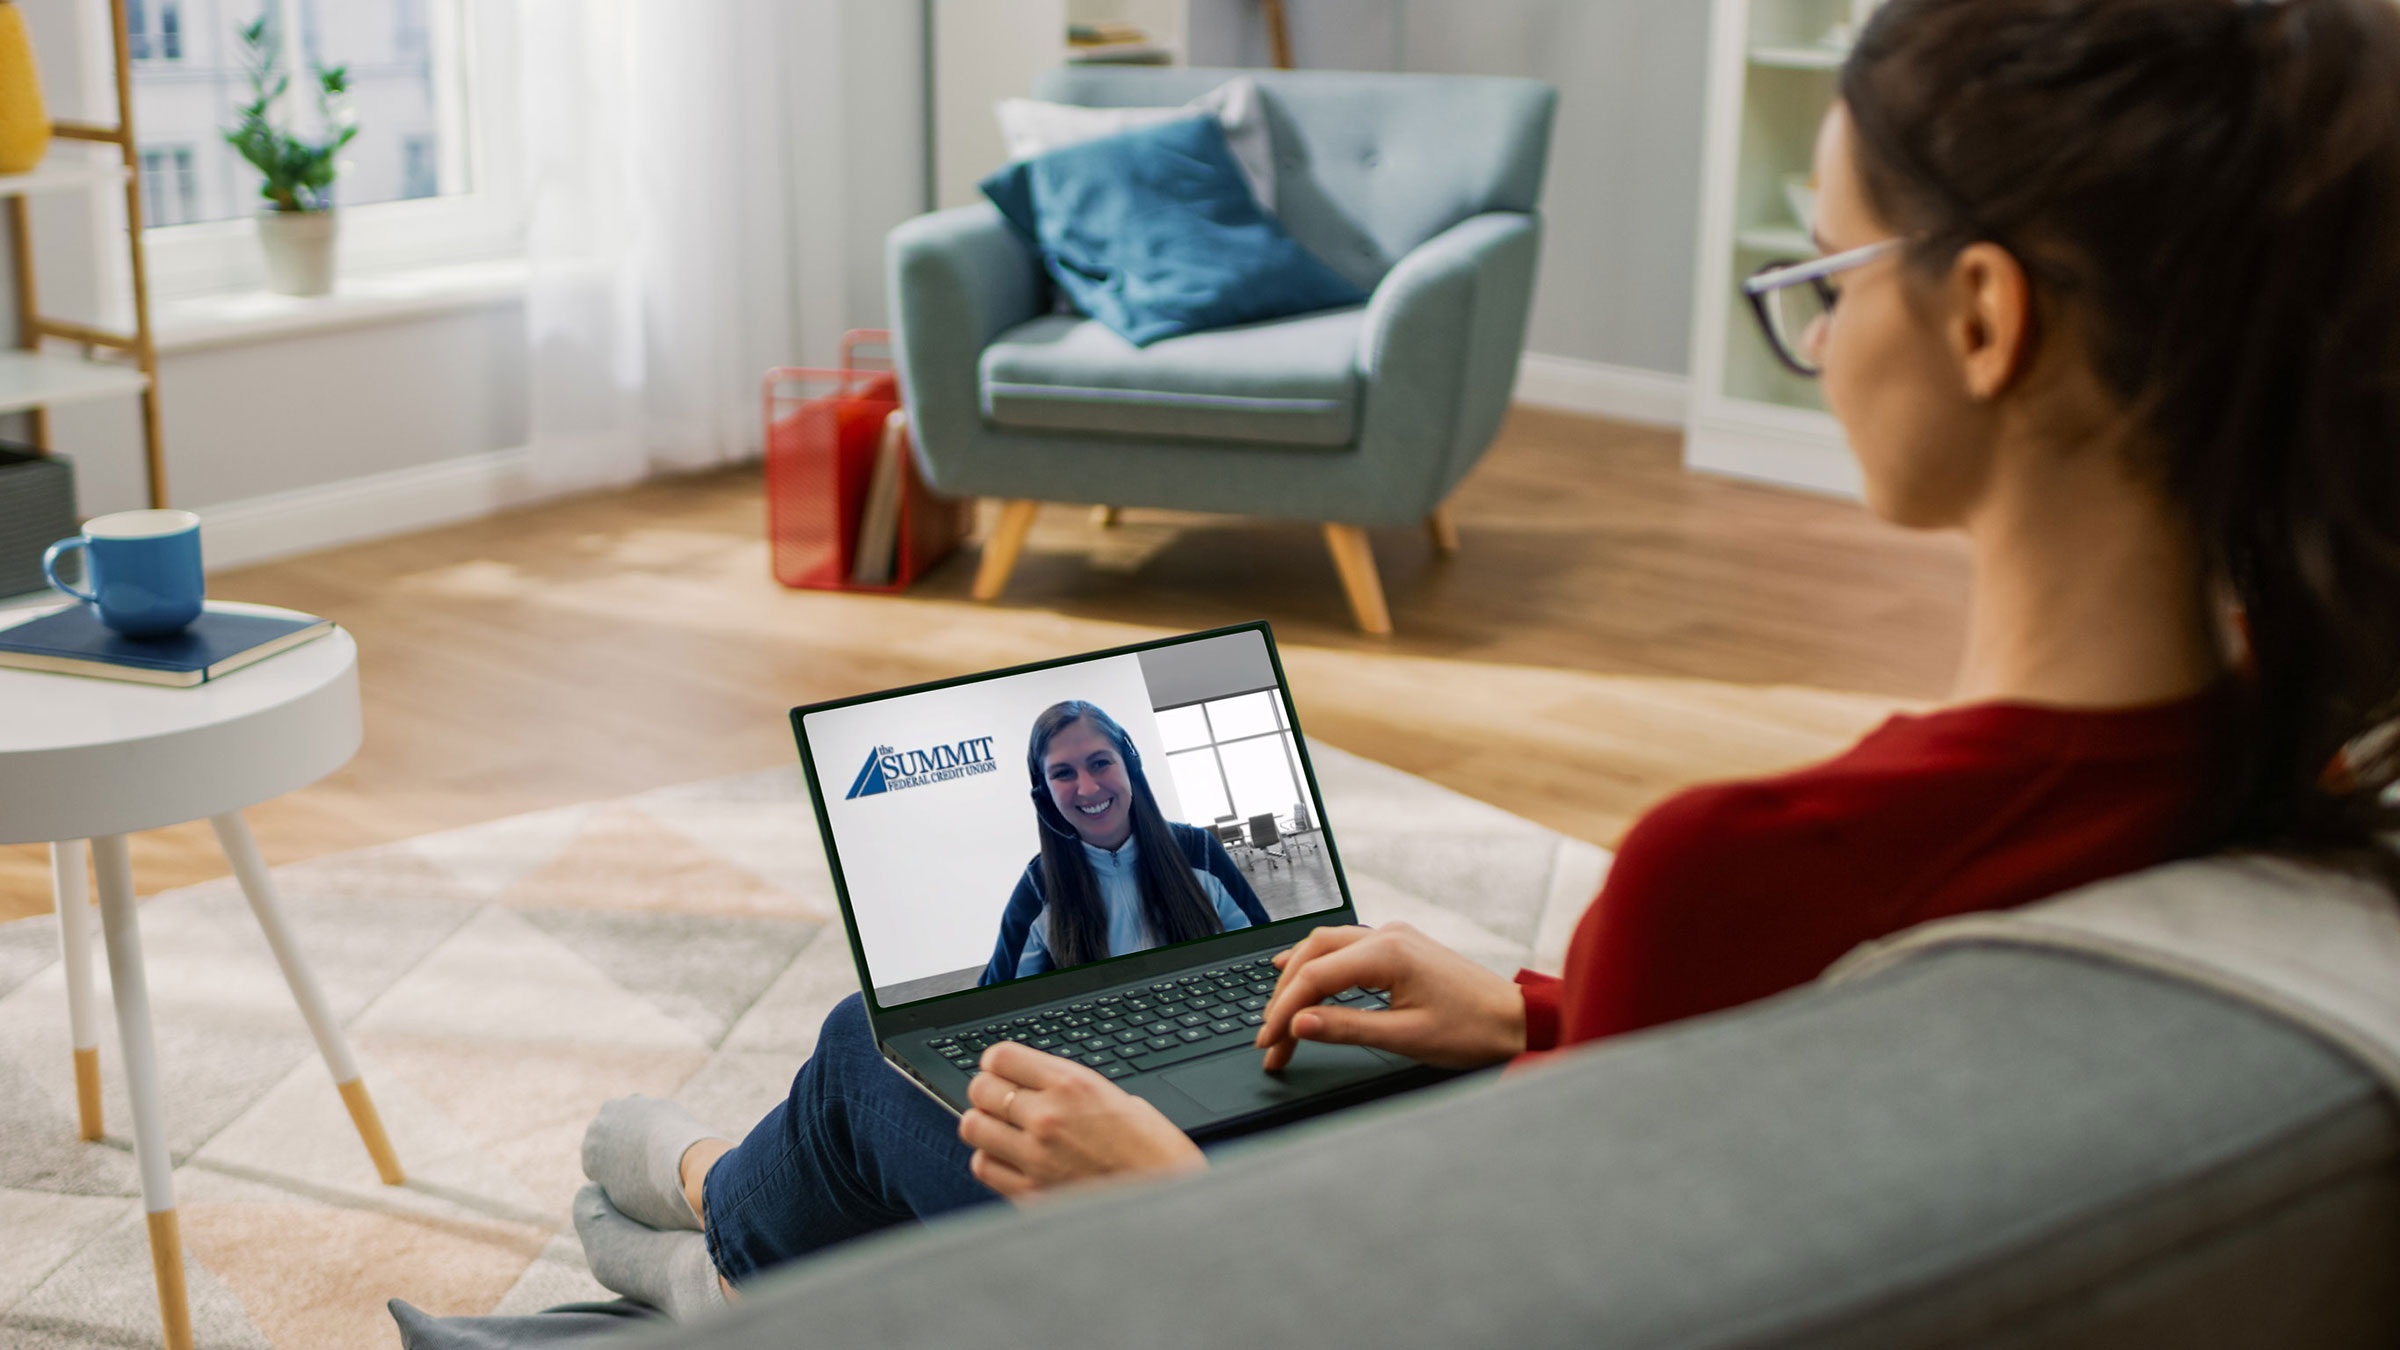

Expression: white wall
xmin=53 ymin=306 xmax=529 ymax=513
xmin=1188 ymin=0 xmax=1711 ymax=377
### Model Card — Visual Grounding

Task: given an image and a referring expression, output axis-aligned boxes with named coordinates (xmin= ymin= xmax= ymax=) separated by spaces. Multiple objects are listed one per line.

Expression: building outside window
xmin=138 ymin=146 xmax=201 ymax=227
xmin=130 ymin=0 xmax=464 ymax=232
xmin=395 ymin=0 xmax=429 ymax=57
xmin=400 ymin=134 xmax=437 ymax=200
xmin=1157 ymin=691 xmax=1313 ymax=835
xmin=129 ymin=0 xmax=185 ymax=62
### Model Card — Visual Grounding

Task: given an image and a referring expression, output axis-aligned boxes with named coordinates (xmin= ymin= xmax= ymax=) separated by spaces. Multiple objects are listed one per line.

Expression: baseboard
xmin=197 ymin=445 xmax=549 ymax=573
xmin=1684 ymin=417 xmax=1865 ymax=501
xmin=1511 ymin=353 xmax=1690 ymax=428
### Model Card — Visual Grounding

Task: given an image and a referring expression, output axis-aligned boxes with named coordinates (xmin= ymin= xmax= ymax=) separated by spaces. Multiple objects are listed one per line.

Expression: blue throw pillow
xmin=979 ymin=116 xmax=1367 ymax=347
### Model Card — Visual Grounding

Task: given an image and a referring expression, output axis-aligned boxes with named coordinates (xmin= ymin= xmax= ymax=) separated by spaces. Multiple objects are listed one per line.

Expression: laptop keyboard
xmin=925 ymin=949 xmax=1389 ymax=1081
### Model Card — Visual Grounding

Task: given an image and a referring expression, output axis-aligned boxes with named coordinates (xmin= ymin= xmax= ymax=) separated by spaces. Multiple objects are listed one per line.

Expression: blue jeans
xmin=701 ymin=993 xmax=999 ymax=1283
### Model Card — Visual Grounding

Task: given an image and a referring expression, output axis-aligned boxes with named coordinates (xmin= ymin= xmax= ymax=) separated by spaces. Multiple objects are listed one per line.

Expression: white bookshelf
xmin=1684 ymin=0 xmax=1878 ymax=499
xmin=1 ymin=143 xmax=149 ymax=429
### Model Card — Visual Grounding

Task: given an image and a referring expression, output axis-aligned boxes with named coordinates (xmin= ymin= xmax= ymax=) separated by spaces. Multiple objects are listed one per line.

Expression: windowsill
xmin=151 ymin=256 xmax=531 ymax=355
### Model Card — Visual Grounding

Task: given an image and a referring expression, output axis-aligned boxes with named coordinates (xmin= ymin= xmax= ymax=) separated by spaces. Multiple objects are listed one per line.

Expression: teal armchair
xmin=888 ymin=67 xmax=1557 ymax=633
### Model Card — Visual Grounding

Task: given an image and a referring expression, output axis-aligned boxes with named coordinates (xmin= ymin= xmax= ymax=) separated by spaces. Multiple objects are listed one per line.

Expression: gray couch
xmin=886 ymin=67 xmax=1556 ymax=633
xmin=621 ymin=860 xmax=2400 ymax=1348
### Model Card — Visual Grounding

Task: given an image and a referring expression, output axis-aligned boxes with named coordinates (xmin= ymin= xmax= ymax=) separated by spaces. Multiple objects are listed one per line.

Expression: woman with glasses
xmin=1249 ymin=0 xmax=2398 ymax=1065
xmin=562 ymin=0 xmax=2400 ymax=1319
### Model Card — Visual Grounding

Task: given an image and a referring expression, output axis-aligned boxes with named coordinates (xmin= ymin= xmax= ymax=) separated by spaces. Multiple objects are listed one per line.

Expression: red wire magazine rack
xmin=764 ymin=330 xmax=972 ymax=592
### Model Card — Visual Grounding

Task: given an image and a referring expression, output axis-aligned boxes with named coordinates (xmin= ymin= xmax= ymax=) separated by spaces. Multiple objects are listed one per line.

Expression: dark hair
xmin=1842 ymin=0 xmax=2400 ymax=886
xmin=1026 ymin=701 xmax=1225 ymax=968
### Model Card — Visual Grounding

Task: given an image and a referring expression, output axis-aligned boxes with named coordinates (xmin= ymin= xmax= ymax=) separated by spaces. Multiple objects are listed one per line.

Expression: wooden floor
xmin=1 ymin=407 xmax=1971 ymax=922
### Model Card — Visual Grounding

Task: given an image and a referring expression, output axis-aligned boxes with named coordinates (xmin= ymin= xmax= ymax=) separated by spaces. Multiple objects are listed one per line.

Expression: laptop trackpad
xmin=1164 ymin=1041 xmax=1402 ymax=1113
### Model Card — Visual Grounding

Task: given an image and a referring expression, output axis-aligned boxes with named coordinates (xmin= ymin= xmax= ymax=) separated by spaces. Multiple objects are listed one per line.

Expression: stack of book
xmin=1067 ymin=21 xmax=1172 ymax=65
xmin=0 ymin=603 xmax=334 ymax=687
xmin=848 ymin=411 xmax=911 ymax=585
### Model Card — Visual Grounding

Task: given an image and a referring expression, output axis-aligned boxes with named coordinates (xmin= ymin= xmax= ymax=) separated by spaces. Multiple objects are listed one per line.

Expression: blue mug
xmin=43 ymin=509 xmax=207 ymax=638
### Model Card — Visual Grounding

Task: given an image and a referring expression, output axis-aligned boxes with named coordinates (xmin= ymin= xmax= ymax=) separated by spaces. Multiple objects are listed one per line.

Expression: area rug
xmin=0 ymin=743 xmax=1609 ymax=1349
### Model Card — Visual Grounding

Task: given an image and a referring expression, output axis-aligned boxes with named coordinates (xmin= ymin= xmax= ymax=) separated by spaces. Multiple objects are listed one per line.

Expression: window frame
xmin=1157 ymin=690 xmax=1308 ymax=830
xmin=130 ymin=0 xmax=523 ymax=299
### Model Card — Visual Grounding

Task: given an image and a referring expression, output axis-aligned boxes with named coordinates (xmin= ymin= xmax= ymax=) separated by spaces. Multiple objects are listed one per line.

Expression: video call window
xmin=801 ymin=631 xmax=1346 ymax=1009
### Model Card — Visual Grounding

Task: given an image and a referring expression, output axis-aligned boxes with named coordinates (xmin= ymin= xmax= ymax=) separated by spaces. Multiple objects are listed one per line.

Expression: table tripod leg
xmin=91 ymin=834 xmax=193 ymax=1350
xmin=50 ymin=840 xmax=104 ymax=1141
xmin=208 ymin=811 xmax=406 ymax=1186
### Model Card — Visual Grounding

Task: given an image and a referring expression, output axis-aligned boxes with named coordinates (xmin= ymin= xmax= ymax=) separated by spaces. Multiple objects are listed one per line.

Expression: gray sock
xmin=581 ymin=1094 xmax=720 ymax=1231
xmin=573 ymin=1185 xmax=729 ymax=1319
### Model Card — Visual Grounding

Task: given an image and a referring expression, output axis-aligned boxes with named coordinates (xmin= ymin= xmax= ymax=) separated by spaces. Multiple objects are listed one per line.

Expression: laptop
xmin=789 ymin=621 xmax=1451 ymax=1140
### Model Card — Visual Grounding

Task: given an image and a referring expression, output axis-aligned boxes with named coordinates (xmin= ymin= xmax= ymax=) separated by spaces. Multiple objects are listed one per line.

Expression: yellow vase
xmin=0 ymin=0 xmax=52 ymax=176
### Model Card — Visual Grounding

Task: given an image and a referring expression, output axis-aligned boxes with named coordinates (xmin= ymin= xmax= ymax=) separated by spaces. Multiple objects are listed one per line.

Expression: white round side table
xmin=0 ymin=601 xmax=404 ymax=1350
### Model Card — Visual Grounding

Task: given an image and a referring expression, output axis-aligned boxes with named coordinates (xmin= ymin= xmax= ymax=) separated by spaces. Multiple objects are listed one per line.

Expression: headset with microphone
xmin=1027 ymin=706 xmax=1146 ymax=841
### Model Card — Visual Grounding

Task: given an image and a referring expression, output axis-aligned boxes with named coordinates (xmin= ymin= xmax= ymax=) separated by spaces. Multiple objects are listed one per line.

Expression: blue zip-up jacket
xmin=976 ymin=823 xmax=1273 ymax=986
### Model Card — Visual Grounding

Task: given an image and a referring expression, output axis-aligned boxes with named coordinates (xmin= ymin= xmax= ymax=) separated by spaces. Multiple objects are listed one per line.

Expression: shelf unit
xmin=4 ymin=0 xmax=167 ymax=507
xmin=1683 ymin=0 xmax=1876 ymax=498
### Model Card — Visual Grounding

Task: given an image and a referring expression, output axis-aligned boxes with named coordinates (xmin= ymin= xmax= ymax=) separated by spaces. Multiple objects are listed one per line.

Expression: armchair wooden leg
xmin=1322 ymin=524 xmax=1393 ymax=636
xmin=974 ymin=500 xmax=1041 ymax=601
xmin=1091 ymin=505 xmax=1121 ymax=528
xmin=1426 ymin=506 xmax=1460 ymax=556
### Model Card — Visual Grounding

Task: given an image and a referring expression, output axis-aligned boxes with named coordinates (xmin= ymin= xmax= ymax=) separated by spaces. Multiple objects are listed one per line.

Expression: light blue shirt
xmin=1014 ymin=833 xmax=1250 ymax=977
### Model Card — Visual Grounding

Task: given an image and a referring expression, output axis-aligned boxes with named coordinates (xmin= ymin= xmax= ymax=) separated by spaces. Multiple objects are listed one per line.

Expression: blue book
xmin=0 ymin=603 xmax=334 ymax=687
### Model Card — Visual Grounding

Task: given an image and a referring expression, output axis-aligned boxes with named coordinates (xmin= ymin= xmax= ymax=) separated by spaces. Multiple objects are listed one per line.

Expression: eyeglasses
xmin=1741 ymin=238 xmax=1902 ymax=378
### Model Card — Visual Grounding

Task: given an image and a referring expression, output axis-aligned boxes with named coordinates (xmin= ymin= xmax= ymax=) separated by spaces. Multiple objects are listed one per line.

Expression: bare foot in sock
xmin=582 ymin=1095 xmax=724 ymax=1231
xmin=574 ymin=1184 xmax=728 ymax=1320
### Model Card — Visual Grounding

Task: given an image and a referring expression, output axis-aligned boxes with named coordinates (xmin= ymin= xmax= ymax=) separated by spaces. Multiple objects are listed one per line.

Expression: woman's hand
xmin=960 ymin=1043 xmax=1205 ymax=1201
xmin=1254 ymin=921 xmax=1527 ymax=1071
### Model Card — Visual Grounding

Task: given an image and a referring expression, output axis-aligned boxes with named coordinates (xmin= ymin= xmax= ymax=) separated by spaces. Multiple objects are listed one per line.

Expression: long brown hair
xmin=1026 ymin=701 xmax=1225 ymax=969
xmin=1842 ymin=0 xmax=2400 ymax=886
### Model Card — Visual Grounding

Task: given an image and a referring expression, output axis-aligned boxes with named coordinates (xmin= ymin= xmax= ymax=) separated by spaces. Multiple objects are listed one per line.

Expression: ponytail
xmin=1842 ymin=0 xmax=2400 ymax=885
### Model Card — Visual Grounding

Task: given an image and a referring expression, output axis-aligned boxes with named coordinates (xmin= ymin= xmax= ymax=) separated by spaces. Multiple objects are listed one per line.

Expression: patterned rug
xmin=0 ymin=744 xmax=1608 ymax=1349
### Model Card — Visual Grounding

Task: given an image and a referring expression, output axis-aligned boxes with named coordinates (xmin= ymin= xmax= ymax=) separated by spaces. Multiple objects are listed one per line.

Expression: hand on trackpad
xmin=1163 ymin=1041 xmax=1402 ymax=1113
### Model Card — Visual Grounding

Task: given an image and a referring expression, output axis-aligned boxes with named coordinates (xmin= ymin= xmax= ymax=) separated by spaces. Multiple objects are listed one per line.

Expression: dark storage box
xmin=0 ymin=444 xmax=79 ymax=600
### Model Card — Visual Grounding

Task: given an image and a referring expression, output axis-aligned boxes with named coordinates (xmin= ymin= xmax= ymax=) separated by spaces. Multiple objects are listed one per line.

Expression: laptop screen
xmin=796 ymin=626 xmax=1347 ymax=1009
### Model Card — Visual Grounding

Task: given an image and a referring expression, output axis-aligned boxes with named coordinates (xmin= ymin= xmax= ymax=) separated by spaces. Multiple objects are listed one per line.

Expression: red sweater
xmin=1517 ymin=686 xmax=2234 ymax=1054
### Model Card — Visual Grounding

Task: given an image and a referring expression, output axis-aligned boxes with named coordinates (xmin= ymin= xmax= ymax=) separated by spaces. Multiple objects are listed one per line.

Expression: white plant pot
xmin=257 ymin=208 xmax=337 ymax=297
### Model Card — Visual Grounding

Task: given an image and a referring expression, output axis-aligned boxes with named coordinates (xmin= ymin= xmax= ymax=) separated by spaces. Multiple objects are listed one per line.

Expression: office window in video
xmin=1159 ymin=692 xmax=1332 ymax=923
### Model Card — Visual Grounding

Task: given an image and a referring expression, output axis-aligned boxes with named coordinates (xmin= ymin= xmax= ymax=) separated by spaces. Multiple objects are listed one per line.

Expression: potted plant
xmin=223 ymin=16 xmax=354 ymax=296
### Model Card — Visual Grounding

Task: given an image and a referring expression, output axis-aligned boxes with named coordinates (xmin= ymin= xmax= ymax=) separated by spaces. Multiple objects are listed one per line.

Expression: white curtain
xmin=519 ymin=0 xmax=867 ymax=490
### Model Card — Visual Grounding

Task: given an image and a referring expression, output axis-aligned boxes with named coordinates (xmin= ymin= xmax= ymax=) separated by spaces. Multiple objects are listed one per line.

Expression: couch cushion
xmin=979 ymin=306 xmax=1364 ymax=447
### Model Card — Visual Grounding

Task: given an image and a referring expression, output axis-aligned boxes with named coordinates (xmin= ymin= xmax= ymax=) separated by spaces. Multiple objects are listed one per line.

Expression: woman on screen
xmin=980 ymin=701 xmax=1266 ymax=983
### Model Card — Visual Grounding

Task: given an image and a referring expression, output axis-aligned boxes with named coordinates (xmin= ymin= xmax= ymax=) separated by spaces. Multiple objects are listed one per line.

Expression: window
xmin=138 ymin=146 xmax=200 ymax=227
xmin=128 ymin=0 xmax=184 ymax=62
xmin=132 ymin=0 xmax=521 ymax=296
xmin=1159 ymin=691 xmax=1310 ymax=830
xmin=134 ymin=0 xmax=462 ymax=227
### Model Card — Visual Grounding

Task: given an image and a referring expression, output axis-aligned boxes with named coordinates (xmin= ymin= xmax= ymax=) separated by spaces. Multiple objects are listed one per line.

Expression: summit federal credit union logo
xmin=844 ymin=735 xmax=1002 ymax=799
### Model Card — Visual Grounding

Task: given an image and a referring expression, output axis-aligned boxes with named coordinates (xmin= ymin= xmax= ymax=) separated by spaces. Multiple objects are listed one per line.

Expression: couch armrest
xmin=1355 ymin=211 xmax=1542 ymax=508
xmin=887 ymin=205 xmax=1046 ymax=484
xmin=616 ymin=938 xmax=2398 ymax=1350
